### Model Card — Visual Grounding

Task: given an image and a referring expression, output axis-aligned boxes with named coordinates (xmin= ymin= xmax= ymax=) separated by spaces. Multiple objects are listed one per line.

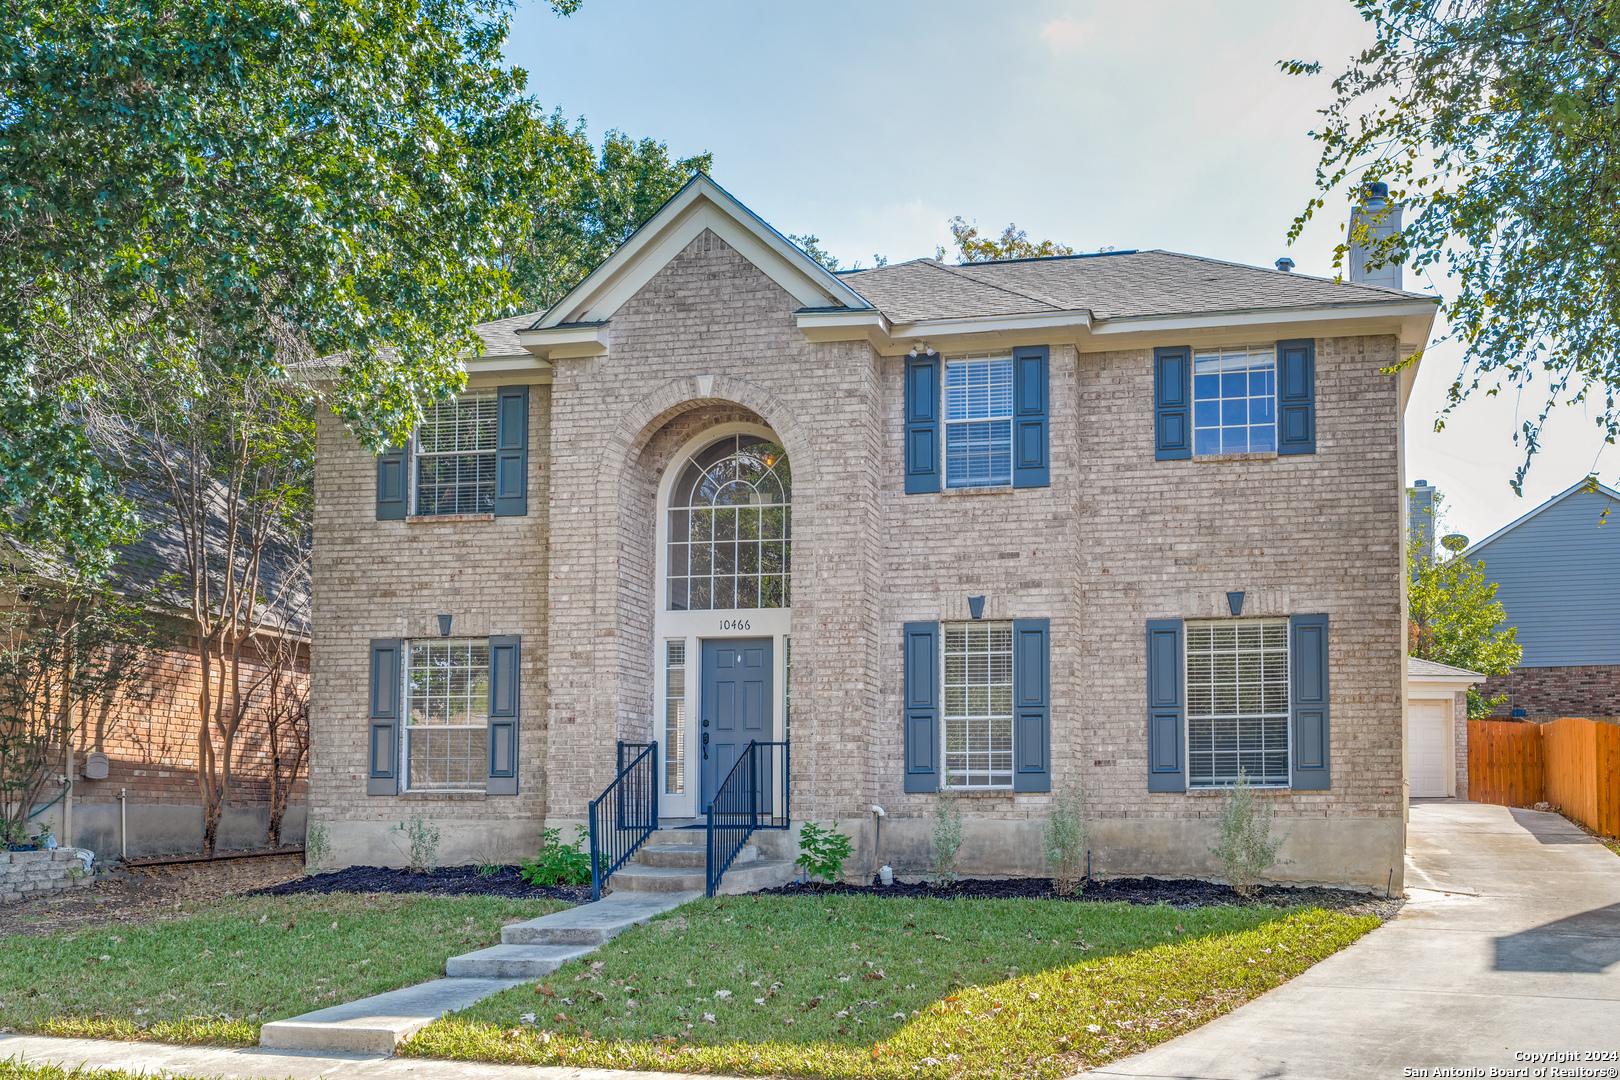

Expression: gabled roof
xmin=528 ymin=174 xmax=872 ymax=331
xmin=1464 ymin=478 xmax=1620 ymax=558
xmin=838 ymin=250 xmax=1430 ymax=325
xmin=1408 ymin=657 xmax=1485 ymax=680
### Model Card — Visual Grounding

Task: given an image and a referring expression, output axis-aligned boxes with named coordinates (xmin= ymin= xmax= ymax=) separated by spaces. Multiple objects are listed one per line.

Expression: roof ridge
xmin=921 ymin=259 xmax=1066 ymax=312
xmin=1143 ymin=249 xmax=1435 ymax=302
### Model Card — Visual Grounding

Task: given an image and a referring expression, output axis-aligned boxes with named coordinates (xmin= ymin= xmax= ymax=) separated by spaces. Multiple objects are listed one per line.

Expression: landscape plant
xmin=794 ymin=820 xmax=854 ymax=883
xmin=390 ymin=815 xmax=442 ymax=873
xmin=1210 ymin=769 xmax=1291 ymax=898
xmin=519 ymin=826 xmax=591 ymax=886
xmin=931 ymin=788 xmax=963 ymax=884
xmin=1042 ymin=776 xmax=1088 ymax=895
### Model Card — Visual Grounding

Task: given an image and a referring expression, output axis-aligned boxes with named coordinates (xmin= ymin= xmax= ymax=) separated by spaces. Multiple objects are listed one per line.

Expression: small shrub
xmin=390 ymin=814 xmax=442 ymax=872
xmin=1210 ymin=768 xmax=1291 ymax=897
xmin=303 ymin=821 xmax=331 ymax=875
xmin=519 ymin=826 xmax=591 ymax=886
xmin=932 ymin=787 xmax=963 ymax=883
xmin=794 ymin=821 xmax=853 ymax=883
xmin=1042 ymin=775 xmax=1088 ymax=895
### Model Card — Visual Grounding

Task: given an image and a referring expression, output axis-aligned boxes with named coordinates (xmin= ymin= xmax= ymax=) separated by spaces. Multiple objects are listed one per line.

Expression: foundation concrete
xmin=1088 ymin=800 xmax=1620 ymax=1079
xmin=320 ymin=818 xmax=539 ymax=871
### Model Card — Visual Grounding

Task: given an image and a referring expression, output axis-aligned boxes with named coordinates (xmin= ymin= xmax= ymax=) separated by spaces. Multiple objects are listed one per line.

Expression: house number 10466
xmin=719 ymin=619 xmax=752 ymax=631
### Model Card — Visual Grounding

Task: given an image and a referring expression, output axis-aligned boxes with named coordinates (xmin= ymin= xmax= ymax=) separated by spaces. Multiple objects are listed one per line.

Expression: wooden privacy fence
xmin=1467 ymin=717 xmax=1620 ymax=837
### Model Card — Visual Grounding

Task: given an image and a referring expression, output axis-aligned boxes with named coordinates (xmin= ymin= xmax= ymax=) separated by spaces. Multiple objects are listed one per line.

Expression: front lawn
xmin=0 ymin=892 xmax=567 ymax=1045
xmin=406 ymin=893 xmax=1380 ymax=1079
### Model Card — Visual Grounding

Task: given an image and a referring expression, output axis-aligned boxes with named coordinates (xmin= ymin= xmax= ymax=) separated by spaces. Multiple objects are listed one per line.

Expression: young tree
xmin=262 ymin=632 xmax=309 ymax=851
xmin=1284 ymin=1 xmax=1620 ymax=493
xmin=1407 ymin=491 xmax=1523 ymax=716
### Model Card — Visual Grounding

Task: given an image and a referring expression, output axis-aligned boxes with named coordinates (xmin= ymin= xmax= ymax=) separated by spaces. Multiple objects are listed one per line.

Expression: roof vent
xmin=1275 ymin=257 xmax=1295 ymax=273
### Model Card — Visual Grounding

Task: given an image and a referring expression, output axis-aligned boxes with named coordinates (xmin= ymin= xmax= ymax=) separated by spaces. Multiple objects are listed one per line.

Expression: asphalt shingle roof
xmin=836 ymin=250 xmax=1429 ymax=324
xmin=1408 ymin=657 xmax=1485 ymax=679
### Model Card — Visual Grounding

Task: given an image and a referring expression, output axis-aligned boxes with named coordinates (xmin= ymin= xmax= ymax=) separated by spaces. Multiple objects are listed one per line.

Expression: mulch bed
xmin=761 ymin=874 xmax=1405 ymax=919
xmin=254 ymin=864 xmax=593 ymax=904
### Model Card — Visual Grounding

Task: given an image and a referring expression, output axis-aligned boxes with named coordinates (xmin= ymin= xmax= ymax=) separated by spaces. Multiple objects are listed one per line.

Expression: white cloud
xmin=1040 ymin=15 xmax=1096 ymax=50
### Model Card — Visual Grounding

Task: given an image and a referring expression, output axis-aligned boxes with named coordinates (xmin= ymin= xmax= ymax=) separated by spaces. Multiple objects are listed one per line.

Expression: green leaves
xmin=1287 ymin=0 xmax=1620 ymax=489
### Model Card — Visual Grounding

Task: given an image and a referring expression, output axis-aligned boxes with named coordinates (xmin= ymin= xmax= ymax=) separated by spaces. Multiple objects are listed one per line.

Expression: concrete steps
xmin=608 ymin=828 xmax=797 ymax=895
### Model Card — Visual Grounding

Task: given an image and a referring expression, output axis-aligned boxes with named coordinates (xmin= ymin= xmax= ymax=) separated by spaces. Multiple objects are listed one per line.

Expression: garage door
xmin=1409 ymin=700 xmax=1450 ymax=798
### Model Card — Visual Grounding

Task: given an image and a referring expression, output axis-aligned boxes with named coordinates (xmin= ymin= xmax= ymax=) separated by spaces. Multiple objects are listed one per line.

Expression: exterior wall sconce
xmin=968 ymin=596 xmax=986 ymax=620
xmin=1226 ymin=592 xmax=1245 ymax=617
xmin=438 ymin=613 xmax=453 ymax=636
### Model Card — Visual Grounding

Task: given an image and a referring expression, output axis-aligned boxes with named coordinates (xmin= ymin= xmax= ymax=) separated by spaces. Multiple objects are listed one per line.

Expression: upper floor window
xmin=944 ymin=354 xmax=1013 ymax=488
xmin=416 ymin=392 xmax=498 ymax=515
xmin=1192 ymin=346 xmax=1276 ymax=456
xmin=668 ymin=434 xmax=791 ymax=611
xmin=1185 ymin=619 xmax=1290 ymax=787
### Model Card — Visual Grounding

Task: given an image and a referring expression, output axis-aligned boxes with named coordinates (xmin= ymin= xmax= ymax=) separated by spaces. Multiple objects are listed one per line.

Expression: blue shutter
xmin=367 ymin=639 xmax=402 ymax=795
xmin=1154 ymin=347 xmax=1192 ymax=460
xmin=903 ymin=622 xmax=939 ymax=792
xmin=1277 ymin=339 xmax=1315 ymax=455
xmin=1290 ymin=613 xmax=1330 ymax=789
xmin=904 ymin=356 xmax=941 ymax=494
xmin=376 ymin=444 xmax=408 ymax=520
xmin=1012 ymin=346 xmax=1050 ymax=488
xmin=494 ymin=385 xmax=529 ymax=516
xmin=487 ymin=635 xmax=520 ymax=795
xmin=1012 ymin=619 xmax=1050 ymax=792
xmin=1146 ymin=619 xmax=1185 ymax=792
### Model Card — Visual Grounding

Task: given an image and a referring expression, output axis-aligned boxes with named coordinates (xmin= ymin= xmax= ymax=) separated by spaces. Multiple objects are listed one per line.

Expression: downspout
xmin=118 ymin=788 xmax=127 ymax=860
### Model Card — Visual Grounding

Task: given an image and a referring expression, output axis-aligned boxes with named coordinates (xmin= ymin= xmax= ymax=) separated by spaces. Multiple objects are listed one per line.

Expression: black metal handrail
xmin=588 ymin=740 xmax=658 ymax=900
xmin=705 ymin=739 xmax=789 ymax=896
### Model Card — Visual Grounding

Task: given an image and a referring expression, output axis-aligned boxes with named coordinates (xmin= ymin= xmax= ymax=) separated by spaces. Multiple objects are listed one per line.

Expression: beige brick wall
xmin=311 ymin=228 xmax=1408 ymax=887
xmin=308 ymin=383 xmax=551 ymax=867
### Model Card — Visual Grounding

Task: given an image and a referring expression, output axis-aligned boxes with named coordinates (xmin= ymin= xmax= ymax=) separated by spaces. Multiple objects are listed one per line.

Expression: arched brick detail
xmin=606 ymin=375 xmax=808 ymax=479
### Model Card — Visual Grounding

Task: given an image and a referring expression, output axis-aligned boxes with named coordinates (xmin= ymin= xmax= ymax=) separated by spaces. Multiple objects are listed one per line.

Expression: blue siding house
xmin=1466 ymin=479 xmax=1620 ymax=718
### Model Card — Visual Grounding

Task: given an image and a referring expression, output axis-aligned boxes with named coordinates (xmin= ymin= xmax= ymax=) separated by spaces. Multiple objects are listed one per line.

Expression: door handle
xmin=702 ymin=731 xmax=709 ymax=759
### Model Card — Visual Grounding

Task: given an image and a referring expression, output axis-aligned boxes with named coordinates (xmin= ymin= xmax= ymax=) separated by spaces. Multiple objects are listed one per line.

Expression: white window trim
xmin=943 ymin=351 xmax=1015 ymax=490
xmin=1183 ymin=617 xmax=1292 ymax=789
xmin=401 ymin=636 xmax=491 ymax=793
xmin=412 ymin=390 xmax=499 ymax=517
xmin=653 ymin=422 xmax=793 ymax=816
xmin=1190 ymin=343 xmax=1279 ymax=459
xmin=939 ymin=618 xmax=1016 ymax=791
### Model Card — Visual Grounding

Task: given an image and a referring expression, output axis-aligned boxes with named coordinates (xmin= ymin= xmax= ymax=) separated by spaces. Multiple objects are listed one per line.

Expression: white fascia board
xmin=536 ymin=176 xmax=872 ymax=328
xmin=1085 ymin=299 xmax=1439 ymax=342
xmin=796 ymin=309 xmax=893 ymax=345
xmin=514 ymin=324 xmax=610 ymax=360
xmin=464 ymin=354 xmax=552 ymax=387
xmin=1407 ymin=675 xmax=1484 ymax=694
xmin=1463 ymin=478 xmax=1620 ymax=558
xmin=845 ymin=310 xmax=1094 ymax=355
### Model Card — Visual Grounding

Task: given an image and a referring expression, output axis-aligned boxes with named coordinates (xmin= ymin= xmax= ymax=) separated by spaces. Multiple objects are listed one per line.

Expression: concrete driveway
xmin=1086 ymin=800 xmax=1620 ymax=1080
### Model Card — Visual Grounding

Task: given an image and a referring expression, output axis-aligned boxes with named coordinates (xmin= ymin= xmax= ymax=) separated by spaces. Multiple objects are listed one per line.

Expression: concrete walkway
xmin=1088 ymin=800 xmax=1620 ymax=1080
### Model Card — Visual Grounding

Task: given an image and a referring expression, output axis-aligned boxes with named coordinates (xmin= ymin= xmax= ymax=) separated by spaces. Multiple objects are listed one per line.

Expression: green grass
xmin=0 ymin=893 xmax=568 ymax=1045
xmin=404 ymin=895 xmax=1380 ymax=1079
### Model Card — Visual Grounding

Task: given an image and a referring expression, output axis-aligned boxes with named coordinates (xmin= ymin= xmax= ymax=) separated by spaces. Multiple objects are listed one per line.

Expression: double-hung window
xmin=1192 ymin=346 xmax=1276 ymax=456
xmin=1184 ymin=619 xmax=1290 ymax=787
xmin=415 ymin=392 xmax=499 ymax=515
xmin=942 ymin=621 xmax=1015 ymax=788
xmin=404 ymin=638 xmax=490 ymax=790
xmin=944 ymin=355 xmax=1014 ymax=488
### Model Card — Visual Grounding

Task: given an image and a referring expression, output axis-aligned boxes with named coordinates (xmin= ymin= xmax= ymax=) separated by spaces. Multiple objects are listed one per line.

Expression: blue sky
xmin=504 ymin=0 xmax=1612 ymax=545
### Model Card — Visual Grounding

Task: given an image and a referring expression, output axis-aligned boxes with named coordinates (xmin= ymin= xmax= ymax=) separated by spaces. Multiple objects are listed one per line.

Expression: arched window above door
xmin=667 ymin=434 xmax=791 ymax=611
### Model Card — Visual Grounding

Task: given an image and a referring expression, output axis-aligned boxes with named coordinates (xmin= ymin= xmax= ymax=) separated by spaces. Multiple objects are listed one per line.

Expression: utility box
xmin=81 ymin=752 xmax=109 ymax=781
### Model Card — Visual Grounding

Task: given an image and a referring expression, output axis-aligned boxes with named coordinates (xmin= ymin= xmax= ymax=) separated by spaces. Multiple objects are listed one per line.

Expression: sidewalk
xmin=0 ymin=1033 xmax=685 ymax=1080
xmin=1086 ymin=801 xmax=1620 ymax=1080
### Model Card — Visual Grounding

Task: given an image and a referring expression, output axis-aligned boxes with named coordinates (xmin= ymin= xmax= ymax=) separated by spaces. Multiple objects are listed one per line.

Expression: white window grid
xmin=942 ymin=620 xmax=1014 ymax=788
xmin=404 ymin=638 xmax=489 ymax=791
xmin=944 ymin=354 xmax=1014 ymax=489
xmin=667 ymin=437 xmax=791 ymax=611
xmin=1192 ymin=345 xmax=1276 ymax=456
xmin=415 ymin=392 xmax=498 ymax=515
xmin=664 ymin=639 xmax=686 ymax=795
xmin=1185 ymin=619 xmax=1290 ymax=787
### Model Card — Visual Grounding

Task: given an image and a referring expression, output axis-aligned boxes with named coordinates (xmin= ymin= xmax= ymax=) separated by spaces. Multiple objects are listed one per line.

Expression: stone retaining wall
xmin=0 ymin=849 xmax=95 ymax=905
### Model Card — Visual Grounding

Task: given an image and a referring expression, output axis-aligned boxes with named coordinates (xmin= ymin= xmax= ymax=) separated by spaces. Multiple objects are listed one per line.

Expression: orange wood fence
xmin=1467 ymin=717 xmax=1620 ymax=837
xmin=1467 ymin=720 xmax=1544 ymax=809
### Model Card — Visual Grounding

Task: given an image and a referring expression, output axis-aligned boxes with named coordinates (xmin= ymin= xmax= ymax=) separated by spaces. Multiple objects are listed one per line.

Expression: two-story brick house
xmin=308 ymin=176 xmax=1437 ymax=890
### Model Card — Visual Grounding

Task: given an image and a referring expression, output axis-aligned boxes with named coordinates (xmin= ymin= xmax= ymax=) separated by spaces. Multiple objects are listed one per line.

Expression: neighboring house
xmin=1406 ymin=657 xmax=1484 ymax=800
xmin=307 ymin=175 xmax=1439 ymax=890
xmin=1464 ymin=480 xmax=1620 ymax=720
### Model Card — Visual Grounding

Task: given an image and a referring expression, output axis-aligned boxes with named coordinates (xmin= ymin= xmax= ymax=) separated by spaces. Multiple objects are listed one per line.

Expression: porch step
xmin=610 ymin=857 xmax=797 ymax=895
xmin=636 ymin=842 xmax=757 ymax=869
xmin=259 ymin=977 xmax=521 ymax=1055
xmin=445 ymin=943 xmax=597 ymax=979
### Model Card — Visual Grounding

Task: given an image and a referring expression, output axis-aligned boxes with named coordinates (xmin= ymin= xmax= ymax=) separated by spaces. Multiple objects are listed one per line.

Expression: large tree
xmin=1285 ymin=0 xmax=1620 ymax=493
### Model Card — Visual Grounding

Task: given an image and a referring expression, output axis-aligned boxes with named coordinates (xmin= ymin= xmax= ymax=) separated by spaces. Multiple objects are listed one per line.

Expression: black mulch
xmin=253 ymin=865 xmax=592 ymax=904
xmin=760 ymin=875 xmax=1404 ymax=919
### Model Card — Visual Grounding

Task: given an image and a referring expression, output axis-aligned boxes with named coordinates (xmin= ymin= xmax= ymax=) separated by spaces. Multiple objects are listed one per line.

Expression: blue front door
xmin=700 ymin=638 xmax=772 ymax=811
